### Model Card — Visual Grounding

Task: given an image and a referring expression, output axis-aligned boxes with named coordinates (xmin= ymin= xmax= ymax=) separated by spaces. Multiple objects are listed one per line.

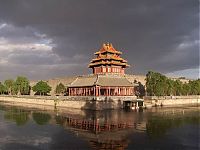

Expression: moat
xmin=0 ymin=102 xmax=199 ymax=150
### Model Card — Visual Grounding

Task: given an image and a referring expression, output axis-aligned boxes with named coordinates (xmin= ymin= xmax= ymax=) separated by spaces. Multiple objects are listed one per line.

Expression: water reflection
xmin=32 ymin=112 xmax=51 ymax=125
xmin=146 ymin=114 xmax=200 ymax=139
xmin=0 ymin=103 xmax=199 ymax=150
xmin=4 ymin=107 xmax=30 ymax=126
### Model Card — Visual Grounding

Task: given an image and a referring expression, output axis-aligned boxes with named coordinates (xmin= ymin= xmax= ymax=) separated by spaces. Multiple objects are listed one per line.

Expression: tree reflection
xmin=4 ymin=108 xmax=30 ymax=126
xmin=32 ymin=112 xmax=51 ymax=125
xmin=146 ymin=115 xmax=200 ymax=138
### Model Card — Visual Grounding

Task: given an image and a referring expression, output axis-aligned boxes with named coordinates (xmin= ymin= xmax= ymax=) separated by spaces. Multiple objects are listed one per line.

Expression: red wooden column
xmin=69 ymin=88 xmax=71 ymax=96
xmin=99 ymin=87 xmax=101 ymax=96
xmin=86 ymin=88 xmax=88 ymax=96
xmin=93 ymin=86 xmax=95 ymax=96
xmin=106 ymin=87 xmax=108 ymax=96
xmin=89 ymin=88 xmax=91 ymax=96
xmin=95 ymin=87 xmax=98 ymax=96
xmin=96 ymin=86 xmax=98 ymax=96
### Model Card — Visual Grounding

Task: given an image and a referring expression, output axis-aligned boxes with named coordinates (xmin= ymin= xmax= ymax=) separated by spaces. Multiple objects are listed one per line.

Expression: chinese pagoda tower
xmin=88 ymin=43 xmax=130 ymax=75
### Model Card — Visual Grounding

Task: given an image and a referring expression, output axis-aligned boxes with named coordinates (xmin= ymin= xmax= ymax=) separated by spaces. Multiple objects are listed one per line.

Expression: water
xmin=0 ymin=102 xmax=199 ymax=150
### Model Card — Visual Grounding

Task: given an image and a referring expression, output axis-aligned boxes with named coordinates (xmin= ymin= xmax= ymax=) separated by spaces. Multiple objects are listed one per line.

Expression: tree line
xmin=0 ymin=72 xmax=199 ymax=97
xmin=0 ymin=76 xmax=66 ymax=96
xmin=146 ymin=71 xmax=200 ymax=96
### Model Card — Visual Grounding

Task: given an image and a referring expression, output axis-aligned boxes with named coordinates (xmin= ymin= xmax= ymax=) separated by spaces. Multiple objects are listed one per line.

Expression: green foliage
xmin=135 ymin=82 xmax=145 ymax=98
xmin=146 ymin=71 xmax=200 ymax=96
xmin=32 ymin=112 xmax=51 ymax=125
xmin=15 ymin=76 xmax=30 ymax=95
xmin=11 ymin=82 xmax=19 ymax=95
xmin=32 ymin=80 xmax=52 ymax=95
xmin=4 ymin=79 xmax=14 ymax=95
xmin=55 ymin=83 xmax=66 ymax=95
xmin=188 ymin=79 xmax=200 ymax=95
xmin=0 ymin=82 xmax=7 ymax=94
xmin=146 ymin=71 xmax=168 ymax=96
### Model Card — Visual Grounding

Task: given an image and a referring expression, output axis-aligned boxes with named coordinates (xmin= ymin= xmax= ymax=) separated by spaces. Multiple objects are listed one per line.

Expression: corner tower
xmin=88 ymin=43 xmax=130 ymax=75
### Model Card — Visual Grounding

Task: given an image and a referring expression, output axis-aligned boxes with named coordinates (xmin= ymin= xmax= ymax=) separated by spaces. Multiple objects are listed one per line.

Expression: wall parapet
xmin=144 ymin=95 xmax=200 ymax=108
xmin=144 ymin=95 xmax=200 ymax=100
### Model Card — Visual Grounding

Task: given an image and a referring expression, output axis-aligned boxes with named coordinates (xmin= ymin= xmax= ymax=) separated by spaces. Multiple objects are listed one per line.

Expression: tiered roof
xmin=88 ymin=43 xmax=130 ymax=68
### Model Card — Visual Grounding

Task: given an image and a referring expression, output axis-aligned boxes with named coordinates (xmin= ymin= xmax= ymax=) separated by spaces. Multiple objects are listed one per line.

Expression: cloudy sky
xmin=0 ymin=0 xmax=199 ymax=81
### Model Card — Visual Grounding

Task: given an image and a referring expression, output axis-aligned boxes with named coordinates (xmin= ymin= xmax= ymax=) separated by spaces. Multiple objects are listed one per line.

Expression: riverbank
xmin=0 ymin=95 xmax=199 ymax=110
xmin=0 ymin=95 xmax=136 ymax=110
xmin=144 ymin=95 xmax=200 ymax=108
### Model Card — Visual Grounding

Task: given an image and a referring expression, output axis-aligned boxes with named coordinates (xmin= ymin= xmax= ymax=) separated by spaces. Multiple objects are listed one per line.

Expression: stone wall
xmin=144 ymin=95 xmax=200 ymax=108
xmin=0 ymin=95 xmax=137 ymax=110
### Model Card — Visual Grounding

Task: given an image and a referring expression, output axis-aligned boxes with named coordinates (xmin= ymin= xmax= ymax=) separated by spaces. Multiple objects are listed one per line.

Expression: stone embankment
xmin=0 ymin=95 xmax=199 ymax=110
xmin=0 ymin=95 xmax=87 ymax=110
xmin=144 ymin=95 xmax=200 ymax=108
xmin=0 ymin=95 xmax=136 ymax=110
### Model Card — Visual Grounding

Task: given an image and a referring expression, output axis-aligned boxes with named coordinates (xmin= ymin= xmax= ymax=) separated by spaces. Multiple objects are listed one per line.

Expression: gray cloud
xmin=0 ymin=0 xmax=199 ymax=80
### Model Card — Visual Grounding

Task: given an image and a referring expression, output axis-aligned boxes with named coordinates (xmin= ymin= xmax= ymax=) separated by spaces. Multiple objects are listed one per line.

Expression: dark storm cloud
xmin=0 ymin=0 xmax=199 ymax=80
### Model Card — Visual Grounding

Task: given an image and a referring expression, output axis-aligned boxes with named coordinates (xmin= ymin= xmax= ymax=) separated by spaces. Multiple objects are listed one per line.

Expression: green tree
xmin=15 ymin=76 xmax=30 ymax=95
xmin=189 ymin=80 xmax=200 ymax=95
xmin=182 ymin=83 xmax=191 ymax=96
xmin=55 ymin=83 xmax=66 ymax=95
xmin=4 ymin=79 xmax=14 ymax=95
xmin=166 ymin=79 xmax=174 ymax=96
xmin=11 ymin=82 xmax=19 ymax=95
xmin=146 ymin=71 xmax=168 ymax=96
xmin=32 ymin=80 xmax=52 ymax=95
xmin=146 ymin=71 xmax=155 ymax=96
xmin=0 ymin=82 xmax=6 ymax=95
xmin=173 ymin=80 xmax=182 ymax=96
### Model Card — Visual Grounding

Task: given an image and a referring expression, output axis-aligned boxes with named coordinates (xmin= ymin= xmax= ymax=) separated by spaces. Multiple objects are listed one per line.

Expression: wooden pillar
xmin=96 ymin=87 xmax=98 ymax=96
xmin=95 ymin=86 xmax=97 ymax=96
xmin=69 ymin=88 xmax=71 ymax=96
xmin=89 ymin=88 xmax=91 ymax=96
xmin=99 ymin=87 xmax=101 ymax=96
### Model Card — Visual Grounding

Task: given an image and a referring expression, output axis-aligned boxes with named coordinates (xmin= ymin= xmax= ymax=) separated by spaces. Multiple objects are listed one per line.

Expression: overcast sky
xmin=0 ymin=0 xmax=199 ymax=81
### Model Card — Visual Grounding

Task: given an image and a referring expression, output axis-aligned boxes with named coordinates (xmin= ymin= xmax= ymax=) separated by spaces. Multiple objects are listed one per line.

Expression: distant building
xmin=68 ymin=43 xmax=135 ymax=97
